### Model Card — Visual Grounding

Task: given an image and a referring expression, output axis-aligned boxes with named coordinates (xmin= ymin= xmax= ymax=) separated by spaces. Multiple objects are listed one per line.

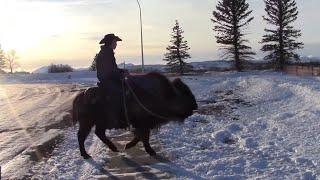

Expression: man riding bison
xmin=73 ymin=34 xmax=198 ymax=159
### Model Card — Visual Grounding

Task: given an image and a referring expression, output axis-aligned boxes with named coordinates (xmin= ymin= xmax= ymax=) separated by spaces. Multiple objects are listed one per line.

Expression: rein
xmin=121 ymin=76 xmax=172 ymax=127
xmin=121 ymin=77 xmax=132 ymax=130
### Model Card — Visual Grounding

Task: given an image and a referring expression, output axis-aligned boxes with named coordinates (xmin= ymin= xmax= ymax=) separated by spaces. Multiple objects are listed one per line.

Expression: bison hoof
xmin=110 ymin=147 xmax=119 ymax=152
xmin=82 ymin=154 xmax=92 ymax=159
xmin=147 ymin=149 xmax=157 ymax=156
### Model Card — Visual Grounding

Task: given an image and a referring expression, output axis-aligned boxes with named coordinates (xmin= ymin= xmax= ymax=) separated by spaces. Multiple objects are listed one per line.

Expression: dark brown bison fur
xmin=73 ymin=72 xmax=197 ymax=159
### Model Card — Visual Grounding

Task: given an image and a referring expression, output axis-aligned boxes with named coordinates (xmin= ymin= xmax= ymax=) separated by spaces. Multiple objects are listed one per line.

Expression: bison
xmin=73 ymin=72 xmax=197 ymax=159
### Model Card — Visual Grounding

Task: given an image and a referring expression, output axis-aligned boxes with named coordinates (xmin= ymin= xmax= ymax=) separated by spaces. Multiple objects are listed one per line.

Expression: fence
xmin=284 ymin=65 xmax=320 ymax=76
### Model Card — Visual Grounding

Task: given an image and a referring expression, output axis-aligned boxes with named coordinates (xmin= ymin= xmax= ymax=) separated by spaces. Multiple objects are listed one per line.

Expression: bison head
xmin=171 ymin=78 xmax=198 ymax=120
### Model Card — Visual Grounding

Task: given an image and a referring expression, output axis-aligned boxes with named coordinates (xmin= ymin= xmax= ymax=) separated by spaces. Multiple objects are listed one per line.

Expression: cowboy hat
xmin=99 ymin=34 xmax=122 ymax=44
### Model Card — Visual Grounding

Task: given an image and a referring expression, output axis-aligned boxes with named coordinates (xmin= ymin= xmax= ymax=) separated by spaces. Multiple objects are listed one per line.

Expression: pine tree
xmin=0 ymin=45 xmax=6 ymax=70
xmin=212 ymin=0 xmax=255 ymax=71
xmin=89 ymin=54 xmax=98 ymax=71
xmin=164 ymin=20 xmax=192 ymax=75
xmin=261 ymin=0 xmax=303 ymax=70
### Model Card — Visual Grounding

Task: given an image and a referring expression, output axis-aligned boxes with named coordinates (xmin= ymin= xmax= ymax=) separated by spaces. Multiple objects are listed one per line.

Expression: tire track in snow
xmin=0 ymin=84 xmax=81 ymax=171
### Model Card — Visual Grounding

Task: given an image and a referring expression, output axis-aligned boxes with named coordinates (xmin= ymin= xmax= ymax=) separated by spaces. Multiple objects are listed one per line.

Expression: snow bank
xmin=156 ymin=71 xmax=320 ymax=179
xmin=33 ymin=66 xmax=49 ymax=74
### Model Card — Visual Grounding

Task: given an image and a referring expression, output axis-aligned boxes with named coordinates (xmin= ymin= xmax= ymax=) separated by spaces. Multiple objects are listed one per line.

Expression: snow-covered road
xmin=0 ymin=84 xmax=86 ymax=178
xmin=1 ymin=71 xmax=320 ymax=179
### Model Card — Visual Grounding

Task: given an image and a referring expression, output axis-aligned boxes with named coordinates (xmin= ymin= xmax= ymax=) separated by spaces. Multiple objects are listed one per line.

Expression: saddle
xmin=83 ymin=87 xmax=101 ymax=105
xmin=82 ymin=81 xmax=130 ymax=105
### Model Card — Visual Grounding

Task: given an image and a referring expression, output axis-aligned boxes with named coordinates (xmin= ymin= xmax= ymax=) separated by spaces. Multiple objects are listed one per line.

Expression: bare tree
xmin=5 ymin=50 xmax=19 ymax=74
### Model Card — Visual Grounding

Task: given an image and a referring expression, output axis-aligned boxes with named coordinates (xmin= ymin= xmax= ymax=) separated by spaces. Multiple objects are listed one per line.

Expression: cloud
xmin=50 ymin=34 xmax=62 ymax=39
xmin=83 ymin=36 xmax=102 ymax=42
xmin=77 ymin=33 xmax=103 ymax=42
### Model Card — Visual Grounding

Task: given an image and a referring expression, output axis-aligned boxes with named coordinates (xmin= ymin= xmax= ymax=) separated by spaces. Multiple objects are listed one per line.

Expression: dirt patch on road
xmin=197 ymin=89 xmax=252 ymax=121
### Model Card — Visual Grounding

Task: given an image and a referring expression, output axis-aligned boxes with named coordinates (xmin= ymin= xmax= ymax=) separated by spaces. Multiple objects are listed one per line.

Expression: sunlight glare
xmin=0 ymin=85 xmax=43 ymax=161
xmin=0 ymin=1 xmax=69 ymax=52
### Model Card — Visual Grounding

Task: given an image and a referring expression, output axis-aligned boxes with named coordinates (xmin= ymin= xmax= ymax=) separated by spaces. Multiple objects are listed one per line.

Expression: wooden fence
xmin=284 ymin=65 xmax=320 ymax=76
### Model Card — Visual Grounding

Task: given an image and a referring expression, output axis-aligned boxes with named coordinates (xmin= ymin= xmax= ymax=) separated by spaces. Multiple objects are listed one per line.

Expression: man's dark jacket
xmin=95 ymin=45 xmax=126 ymax=126
xmin=96 ymin=45 xmax=124 ymax=85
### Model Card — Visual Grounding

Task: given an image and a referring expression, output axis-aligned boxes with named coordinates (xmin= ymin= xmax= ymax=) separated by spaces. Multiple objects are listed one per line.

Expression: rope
xmin=122 ymin=77 xmax=132 ymax=130
xmin=121 ymin=75 xmax=203 ymax=126
xmin=124 ymin=77 xmax=171 ymax=120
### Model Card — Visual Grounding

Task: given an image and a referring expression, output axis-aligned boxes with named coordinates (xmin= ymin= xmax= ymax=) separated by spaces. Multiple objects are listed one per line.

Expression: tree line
xmin=163 ymin=0 xmax=303 ymax=74
xmin=48 ymin=64 xmax=73 ymax=73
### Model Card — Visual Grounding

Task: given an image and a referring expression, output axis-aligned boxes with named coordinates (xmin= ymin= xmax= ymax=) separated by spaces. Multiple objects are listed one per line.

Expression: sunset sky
xmin=0 ymin=0 xmax=319 ymax=72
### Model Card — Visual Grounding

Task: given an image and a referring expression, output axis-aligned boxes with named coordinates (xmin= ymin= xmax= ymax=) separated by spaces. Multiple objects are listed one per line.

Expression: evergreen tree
xmin=261 ymin=0 xmax=303 ymax=70
xmin=164 ymin=20 xmax=192 ymax=75
xmin=89 ymin=54 xmax=98 ymax=71
xmin=212 ymin=0 xmax=255 ymax=71
xmin=0 ymin=45 xmax=6 ymax=70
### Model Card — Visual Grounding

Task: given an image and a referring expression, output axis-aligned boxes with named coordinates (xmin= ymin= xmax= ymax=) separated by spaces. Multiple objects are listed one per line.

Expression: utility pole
xmin=136 ymin=0 xmax=145 ymax=73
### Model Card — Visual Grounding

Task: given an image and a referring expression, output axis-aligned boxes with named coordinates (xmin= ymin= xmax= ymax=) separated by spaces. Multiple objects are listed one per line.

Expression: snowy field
xmin=158 ymin=71 xmax=320 ymax=179
xmin=1 ymin=71 xmax=320 ymax=179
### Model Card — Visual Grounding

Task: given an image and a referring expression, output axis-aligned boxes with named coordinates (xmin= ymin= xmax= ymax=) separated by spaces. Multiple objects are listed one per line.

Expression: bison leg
xmin=124 ymin=137 xmax=139 ymax=150
xmin=142 ymin=131 xmax=156 ymax=156
xmin=95 ymin=128 xmax=119 ymax=152
xmin=78 ymin=126 xmax=92 ymax=159
xmin=135 ymin=129 xmax=156 ymax=156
